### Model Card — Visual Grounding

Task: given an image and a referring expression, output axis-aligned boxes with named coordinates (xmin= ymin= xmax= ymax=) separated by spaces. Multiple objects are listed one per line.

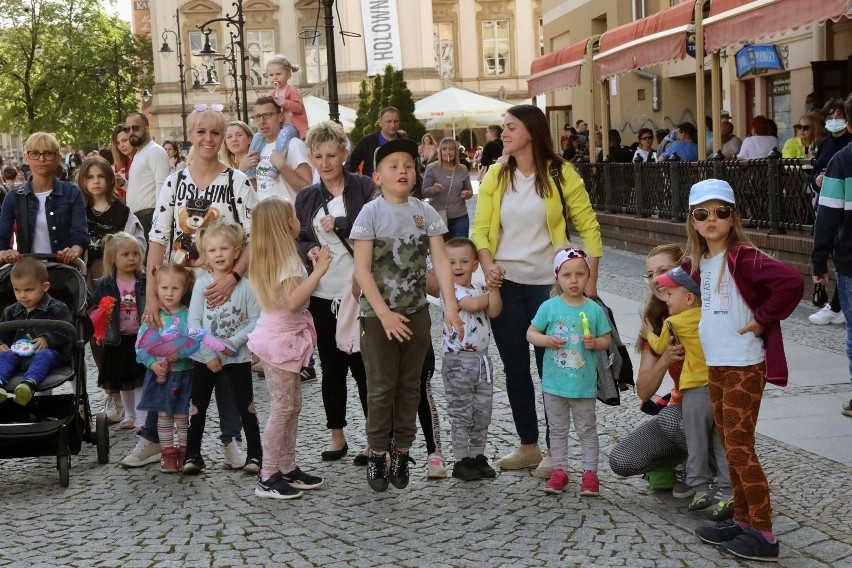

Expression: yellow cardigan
xmin=471 ymin=161 xmax=603 ymax=258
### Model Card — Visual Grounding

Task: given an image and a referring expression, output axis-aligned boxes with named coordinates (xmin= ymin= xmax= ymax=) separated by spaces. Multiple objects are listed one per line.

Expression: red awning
xmin=527 ymin=40 xmax=587 ymax=96
xmin=705 ymin=0 xmax=851 ymax=52
xmin=594 ymin=0 xmax=696 ymax=80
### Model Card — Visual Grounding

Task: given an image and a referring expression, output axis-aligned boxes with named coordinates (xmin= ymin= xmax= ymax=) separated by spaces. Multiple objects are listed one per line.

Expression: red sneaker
xmin=544 ymin=469 xmax=569 ymax=494
xmin=580 ymin=470 xmax=600 ymax=496
xmin=160 ymin=447 xmax=180 ymax=473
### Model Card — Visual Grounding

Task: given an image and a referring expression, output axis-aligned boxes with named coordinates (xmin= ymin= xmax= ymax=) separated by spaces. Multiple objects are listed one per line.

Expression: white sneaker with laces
xmin=103 ymin=393 xmax=123 ymax=424
xmin=223 ymin=440 xmax=247 ymax=469
xmin=119 ymin=437 xmax=161 ymax=468
xmin=426 ymin=452 xmax=447 ymax=479
xmin=809 ymin=305 xmax=846 ymax=325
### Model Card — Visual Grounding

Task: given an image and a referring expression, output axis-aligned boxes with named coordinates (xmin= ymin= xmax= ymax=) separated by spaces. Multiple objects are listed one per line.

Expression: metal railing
xmin=574 ymin=152 xmax=815 ymax=233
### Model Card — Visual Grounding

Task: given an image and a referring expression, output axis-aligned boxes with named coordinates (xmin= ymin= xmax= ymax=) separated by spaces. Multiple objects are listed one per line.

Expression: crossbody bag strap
xmin=168 ymin=169 xmax=187 ymax=257
xmin=16 ymin=188 xmax=30 ymax=254
xmin=226 ymin=167 xmax=240 ymax=227
xmin=550 ymin=164 xmax=571 ymax=243
xmin=320 ymin=183 xmax=354 ymax=256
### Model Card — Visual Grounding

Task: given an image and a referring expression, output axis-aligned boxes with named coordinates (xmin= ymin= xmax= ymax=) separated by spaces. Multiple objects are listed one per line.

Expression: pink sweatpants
xmin=260 ymin=364 xmax=302 ymax=480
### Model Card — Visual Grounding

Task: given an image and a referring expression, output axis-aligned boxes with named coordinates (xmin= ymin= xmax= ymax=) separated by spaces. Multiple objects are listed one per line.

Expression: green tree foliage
xmin=350 ymin=79 xmax=372 ymax=146
xmin=352 ymin=66 xmax=423 ymax=143
xmin=0 ymin=0 xmax=153 ymax=148
xmin=390 ymin=68 xmax=424 ymax=142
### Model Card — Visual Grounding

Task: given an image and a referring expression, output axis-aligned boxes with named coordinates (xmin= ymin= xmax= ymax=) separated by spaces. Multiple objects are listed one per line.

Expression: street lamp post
xmin=322 ymin=0 xmax=340 ymax=124
xmin=98 ymin=41 xmax=122 ymax=124
xmin=195 ymin=1 xmax=249 ymax=123
xmin=159 ymin=9 xmax=189 ymax=146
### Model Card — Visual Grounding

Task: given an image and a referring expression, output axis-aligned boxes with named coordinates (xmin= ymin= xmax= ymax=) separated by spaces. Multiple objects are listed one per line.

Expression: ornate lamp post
xmin=195 ymin=1 xmax=249 ymax=123
xmin=159 ymin=9 xmax=189 ymax=146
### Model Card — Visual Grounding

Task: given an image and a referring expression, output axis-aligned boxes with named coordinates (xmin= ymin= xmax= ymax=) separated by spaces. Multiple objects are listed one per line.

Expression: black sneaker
xmin=255 ymin=472 xmax=303 ymax=500
xmin=281 ymin=467 xmax=323 ymax=490
xmin=695 ymin=518 xmax=744 ymax=545
xmin=452 ymin=457 xmax=484 ymax=481
xmin=353 ymin=453 xmax=369 ymax=466
xmin=473 ymin=455 xmax=496 ymax=478
xmin=367 ymin=452 xmax=389 ymax=492
xmin=181 ymin=455 xmax=206 ymax=475
xmin=723 ymin=527 xmax=779 ymax=562
xmin=388 ymin=448 xmax=416 ymax=489
xmin=300 ymin=366 xmax=316 ymax=382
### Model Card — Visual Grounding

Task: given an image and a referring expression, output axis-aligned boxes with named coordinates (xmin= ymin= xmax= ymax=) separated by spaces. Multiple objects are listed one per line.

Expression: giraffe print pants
xmin=708 ymin=363 xmax=772 ymax=532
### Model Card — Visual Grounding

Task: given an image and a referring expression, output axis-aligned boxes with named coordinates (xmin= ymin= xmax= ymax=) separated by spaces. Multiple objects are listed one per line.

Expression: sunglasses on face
xmin=115 ymin=124 xmax=130 ymax=133
xmin=691 ymin=205 xmax=733 ymax=221
xmin=195 ymin=103 xmax=224 ymax=112
xmin=794 ymin=124 xmax=812 ymax=131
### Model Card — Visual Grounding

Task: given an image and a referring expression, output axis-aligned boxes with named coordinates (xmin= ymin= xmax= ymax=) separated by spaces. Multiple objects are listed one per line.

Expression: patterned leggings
xmin=260 ymin=364 xmax=302 ymax=480
xmin=709 ymin=363 xmax=771 ymax=532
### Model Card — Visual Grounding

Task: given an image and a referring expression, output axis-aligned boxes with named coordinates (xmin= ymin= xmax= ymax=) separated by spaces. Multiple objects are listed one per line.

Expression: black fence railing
xmin=574 ymin=152 xmax=815 ymax=233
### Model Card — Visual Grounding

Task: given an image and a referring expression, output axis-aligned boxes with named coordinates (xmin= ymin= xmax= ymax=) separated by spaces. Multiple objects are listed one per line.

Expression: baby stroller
xmin=0 ymin=254 xmax=109 ymax=487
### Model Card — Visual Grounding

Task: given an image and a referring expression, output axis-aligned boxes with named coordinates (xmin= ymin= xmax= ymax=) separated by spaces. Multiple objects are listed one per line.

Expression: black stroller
xmin=0 ymin=254 xmax=109 ymax=487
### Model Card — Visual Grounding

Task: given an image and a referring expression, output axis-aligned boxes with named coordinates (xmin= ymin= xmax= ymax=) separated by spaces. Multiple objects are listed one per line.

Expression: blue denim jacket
xmin=0 ymin=180 xmax=89 ymax=254
xmin=0 ymin=292 xmax=74 ymax=360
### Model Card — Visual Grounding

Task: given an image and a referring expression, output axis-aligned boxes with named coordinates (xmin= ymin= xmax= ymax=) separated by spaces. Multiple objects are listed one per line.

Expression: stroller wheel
xmin=58 ymin=455 xmax=70 ymax=487
xmin=96 ymin=412 xmax=110 ymax=464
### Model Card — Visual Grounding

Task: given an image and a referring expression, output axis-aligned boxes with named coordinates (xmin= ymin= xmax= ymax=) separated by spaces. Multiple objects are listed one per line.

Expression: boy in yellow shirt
xmin=640 ymin=266 xmax=732 ymax=518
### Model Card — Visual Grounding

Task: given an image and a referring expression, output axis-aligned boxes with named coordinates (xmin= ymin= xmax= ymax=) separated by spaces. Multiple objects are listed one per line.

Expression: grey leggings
xmin=608 ymin=403 xmax=687 ymax=477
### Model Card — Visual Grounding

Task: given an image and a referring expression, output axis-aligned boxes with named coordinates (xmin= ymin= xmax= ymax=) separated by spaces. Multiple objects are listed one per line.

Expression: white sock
xmin=119 ymin=390 xmax=136 ymax=422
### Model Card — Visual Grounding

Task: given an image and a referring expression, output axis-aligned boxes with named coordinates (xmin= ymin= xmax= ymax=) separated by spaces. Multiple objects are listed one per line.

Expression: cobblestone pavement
xmin=1 ymin=246 xmax=851 ymax=567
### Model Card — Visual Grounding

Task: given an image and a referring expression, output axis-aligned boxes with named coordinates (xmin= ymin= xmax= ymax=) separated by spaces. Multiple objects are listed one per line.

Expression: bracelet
xmin=229 ymin=270 xmax=242 ymax=282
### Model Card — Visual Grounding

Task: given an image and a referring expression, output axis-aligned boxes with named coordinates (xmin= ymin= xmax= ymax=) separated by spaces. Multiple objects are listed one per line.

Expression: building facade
xmin=538 ymin=0 xmax=851 ymax=152
xmin=147 ymin=0 xmax=541 ymax=142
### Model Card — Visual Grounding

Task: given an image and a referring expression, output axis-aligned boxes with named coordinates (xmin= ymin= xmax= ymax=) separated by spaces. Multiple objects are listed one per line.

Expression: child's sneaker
xmin=182 ymin=454 xmax=206 ymax=475
xmin=694 ymin=518 xmax=744 ymax=545
xmin=0 ymin=382 xmax=8 ymax=403
xmin=709 ymin=496 xmax=735 ymax=521
xmin=723 ymin=527 xmax=779 ymax=562
xmin=473 ymin=455 xmax=497 ymax=479
xmin=544 ymin=469 xmax=569 ymax=494
xmin=388 ymin=447 xmax=415 ymax=489
xmin=160 ymin=447 xmax=180 ymax=473
xmin=281 ymin=467 xmax=323 ymax=490
xmin=243 ymin=457 xmax=261 ymax=474
xmin=103 ymin=392 xmax=123 ymax=423
xmin=223 ymin=440 xmax=247 ymax=469
xmin=671 ymin=463 xmax=695 ymax=498
xmin=689 ymin=484 xmax=714 ymax=511
xmin=532 ymin=451 xmax=554 ymax=479
xmin=255 ymin=472 xmax=303 ymax=500
xmin=426 ymin=452 xmax=447 ymax=479
xmin=14 ymin=382 xmax=34 ymax=406
xmin=580 ymin=470 xmax=600 ymax=496
xmin=367 ymin=452 xmax=389 ymax=492
xmin=452 ymin=457 xmax=483 ymax=481
xmin=119 ymin=437 xmax=161 ymax=467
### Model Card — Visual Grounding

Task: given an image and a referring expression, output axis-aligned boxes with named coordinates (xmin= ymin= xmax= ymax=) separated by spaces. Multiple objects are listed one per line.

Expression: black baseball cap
xmin=373 ymin=138 xmax=419 ymax=171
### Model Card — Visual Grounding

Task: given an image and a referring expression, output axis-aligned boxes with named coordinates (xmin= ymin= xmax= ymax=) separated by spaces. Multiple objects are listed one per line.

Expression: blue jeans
xmin=489 ymin=280 xmax=550 ymax=445
xmin=0 ymin=348 xmax=64 ymax=387
xmin=140 ymin=371 xmax=243 ymax=444
xmin=445 ymin=214 xmax=470 ymax=240
xmin=837 ymin=273 xmax=852 ymax=387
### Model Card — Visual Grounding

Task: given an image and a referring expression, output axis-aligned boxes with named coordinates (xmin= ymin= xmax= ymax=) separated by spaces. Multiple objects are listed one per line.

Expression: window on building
xmin=766 ymin=74 xmax=792 ymax=142
xmin=190 ymin=31 xmax=219 ymax=88
xmin=434 ymin=22 xmax=455 ymax=79
xmin=482 ymin=19 xmax=509 ymax=76
xmin=302 ymin=27 xmax=328 ymax=84
xmin=246 ymin=29 xmax=276 ymax=88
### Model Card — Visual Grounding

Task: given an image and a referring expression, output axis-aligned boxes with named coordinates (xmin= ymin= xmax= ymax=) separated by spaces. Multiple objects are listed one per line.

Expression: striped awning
xmin=527 ymin=40 xmax=587 ymax=96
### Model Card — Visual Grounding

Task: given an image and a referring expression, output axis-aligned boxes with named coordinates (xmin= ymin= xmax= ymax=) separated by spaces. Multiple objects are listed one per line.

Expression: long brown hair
xmin=496 ymin=104 xmax=567 ymax=198
xmin=76 ymin=157 xmax=117 ymax=206
xmin=636 ymin=243 xmax=684 ymax=352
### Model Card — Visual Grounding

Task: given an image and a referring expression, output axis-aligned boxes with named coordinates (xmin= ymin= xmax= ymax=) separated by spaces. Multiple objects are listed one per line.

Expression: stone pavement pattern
xmin=1 ymin=247 xmax=851 ymax=567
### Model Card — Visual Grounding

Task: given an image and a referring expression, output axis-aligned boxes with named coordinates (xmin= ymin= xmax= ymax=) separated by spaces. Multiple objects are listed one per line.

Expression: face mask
xmin=805 ymin=103 xmax=815 ymax=112
xmin=825 ymin=118 xmax=847 ymax=133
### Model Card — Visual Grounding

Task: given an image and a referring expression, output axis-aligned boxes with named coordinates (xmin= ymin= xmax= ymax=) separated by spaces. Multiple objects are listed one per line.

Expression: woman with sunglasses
xmin=111 ymin=123 xmax=136 ymax=199
xmin=781 ymin=114 xmax=821 ymax=158
xmin=0 ymin=132 xmax=88 ymax=266
xmin=633 ymin=128 xmax=657 ymax=162
xmin=472 ymin=104 xmax=602 ymax=476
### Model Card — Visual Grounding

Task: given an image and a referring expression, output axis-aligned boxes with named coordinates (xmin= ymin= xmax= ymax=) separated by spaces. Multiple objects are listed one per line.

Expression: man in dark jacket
xmin=607 ymin=129 xmax=634 ymax=162
xmin=346 ymin=107 xmax=400 ymax=177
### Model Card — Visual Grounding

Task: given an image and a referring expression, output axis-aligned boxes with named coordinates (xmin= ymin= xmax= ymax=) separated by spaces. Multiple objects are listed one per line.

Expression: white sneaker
xmin=119 ymin=437 xmax=161 ymax=468
xmin=223 ymin=440 xmax=247 ymax=469
xmin=809 ymin=305 xmax=846 ymax=325
xmin=426 ymin=452 xmax=447 ymax=479
xmin=103 ymin=393 xmax=123 ymax=424
xmin=532 ymin=452 xmax=554 ymax=479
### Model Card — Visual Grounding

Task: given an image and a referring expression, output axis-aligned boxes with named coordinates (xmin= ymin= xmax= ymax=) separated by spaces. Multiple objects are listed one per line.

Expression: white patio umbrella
xmin=303 ymin=95 xmax=357 ymax=133
xmin=415 ymin=87 xmax=513 ymax=137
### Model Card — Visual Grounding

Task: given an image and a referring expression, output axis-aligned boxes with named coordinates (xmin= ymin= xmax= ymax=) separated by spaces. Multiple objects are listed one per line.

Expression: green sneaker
xmin=643 ymin=466 xmax=676 ymax=490
xmin=709 ymin=496 xmax=734 ymax=521
xmin=0 ymin=388 xmax=8 ymax=403
xmin=14 ymin=382 xmax=34 ymax=406
xmin=689 ymin=490 xmax=715 ymax=511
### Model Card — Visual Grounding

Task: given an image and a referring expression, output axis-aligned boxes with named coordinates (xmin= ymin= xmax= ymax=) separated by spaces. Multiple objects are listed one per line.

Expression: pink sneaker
xmin=581 ymin=470 xmax=600 ymax=496
xmin=544 ymin=469 xmax=569 ymax=494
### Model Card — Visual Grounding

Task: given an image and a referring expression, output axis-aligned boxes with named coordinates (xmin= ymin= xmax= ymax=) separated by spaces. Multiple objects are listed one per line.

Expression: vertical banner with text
xmin=360 ymin=0 xmax=403 ymax=76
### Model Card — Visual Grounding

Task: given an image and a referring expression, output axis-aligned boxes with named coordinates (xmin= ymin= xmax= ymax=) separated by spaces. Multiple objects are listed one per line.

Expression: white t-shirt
xmin=126 ymin=140 xmax=170 ymax=213
xmin=441 ymin=282 xmax=492 ymax=353
xmin=312 ymin=195 xmax=353 ymax=300
xmin=256 ymin=138 xmax=310 ymax=203
xmin=698 ymin=251 xmax=764 ymax=366
xmin=494 ymin=171 xmax=553 ymax=285
xmin=32 ymin=192 xmax=52 ymax=254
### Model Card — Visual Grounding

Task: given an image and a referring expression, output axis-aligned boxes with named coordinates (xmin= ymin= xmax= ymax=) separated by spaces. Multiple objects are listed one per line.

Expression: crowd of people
xmin=2 ymin=63 xmax=851 ymax=562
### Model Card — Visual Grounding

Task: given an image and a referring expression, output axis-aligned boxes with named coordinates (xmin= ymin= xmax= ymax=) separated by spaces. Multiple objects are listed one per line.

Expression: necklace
xmin=91 ymin=204 xmax=111 ymax=217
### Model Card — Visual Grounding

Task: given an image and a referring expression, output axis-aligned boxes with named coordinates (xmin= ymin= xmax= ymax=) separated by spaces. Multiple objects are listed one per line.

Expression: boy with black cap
xmin=640 ymin=266 xmax=732 ymax=519
xmin=350 ymin=138 xmax=464 ymax=492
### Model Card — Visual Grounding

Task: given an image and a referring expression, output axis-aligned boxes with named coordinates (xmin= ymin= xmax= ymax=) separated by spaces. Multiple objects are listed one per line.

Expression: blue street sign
xmin=735 ymin=45 xmax=784 ymax=78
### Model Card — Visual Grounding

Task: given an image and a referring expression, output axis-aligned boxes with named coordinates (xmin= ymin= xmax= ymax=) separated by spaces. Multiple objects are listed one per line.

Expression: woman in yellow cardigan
xmin=471 ymin=104 xmax=603 ymax=476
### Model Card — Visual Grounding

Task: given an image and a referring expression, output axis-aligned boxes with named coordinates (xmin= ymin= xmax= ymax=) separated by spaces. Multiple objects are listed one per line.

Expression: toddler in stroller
xmin=0 ymin=257 xmax=72 ymax=405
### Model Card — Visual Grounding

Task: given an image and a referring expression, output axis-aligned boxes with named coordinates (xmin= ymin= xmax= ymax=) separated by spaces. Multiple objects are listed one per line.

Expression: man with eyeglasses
xmin=124 ymin=112 xmax=169 ymax=238
xmin=251 ymin=96 xmax=312 ymax=203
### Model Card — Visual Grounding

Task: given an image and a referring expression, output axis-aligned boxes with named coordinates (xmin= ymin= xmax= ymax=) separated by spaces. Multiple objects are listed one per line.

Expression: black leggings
xmin=186 ymin=362 xmax=262 ymax=460
xmin=417 ymin=344 xmax=442 ymax=455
